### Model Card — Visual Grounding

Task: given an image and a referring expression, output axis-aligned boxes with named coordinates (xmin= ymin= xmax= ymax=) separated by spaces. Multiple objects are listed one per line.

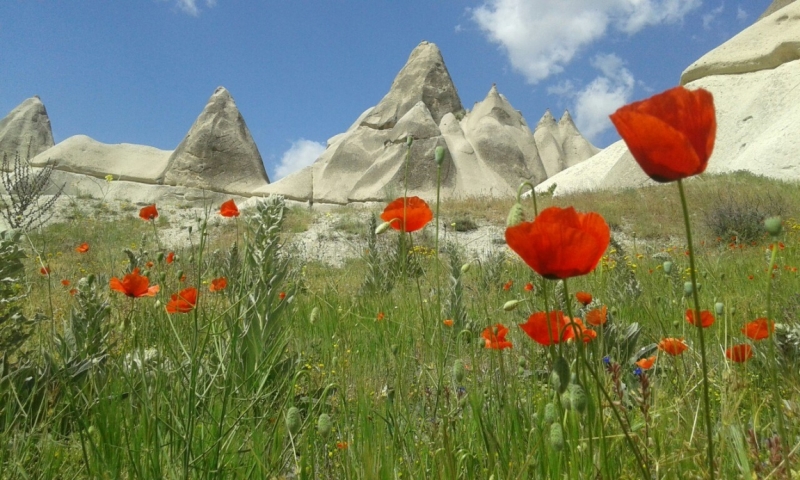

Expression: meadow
xmin=0 ymin=168 xmax=799 ymax=479
xmin=1 ymin=86 xmax=799 ymax=480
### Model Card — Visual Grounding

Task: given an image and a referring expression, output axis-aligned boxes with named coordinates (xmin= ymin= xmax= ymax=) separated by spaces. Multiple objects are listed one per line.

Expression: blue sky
xmin=0 ymin=0 xmax=771 ymax=181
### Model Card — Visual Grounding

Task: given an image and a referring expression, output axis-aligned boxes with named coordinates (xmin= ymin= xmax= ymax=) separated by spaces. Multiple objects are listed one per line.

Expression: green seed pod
xmin=543 ymin=402 xmax=558 ymax=425
xmin=317 ymin=413 xmax=332 ymax=438
xmin=663 ymin=261 xmax=673 ymax=274
xmin=517 ymin=357 xmax=526 ymax=369
xmin=503 ymin=299 xmax=523 ymax=311
xmin=87 ymin=273 xmax=96 ymax=285
xmin=764 ymin=216 xmax=782 ymax=237
xmin=570 ymin=384 xmax=587 ymax=414
xmin=156 ymin=252 xmax=164 ymax=263
xmin=460 ymin=263 xmax=471 ymax=274
xmin=434 ymin=146 xmax=446 ymax=166
xmin=310 ymin=306 xmax=320 ymax=324
xmin=159 ymin=272 xmax=167 ymax=284
xmin=549 ymin=422 xmax=565 ymax=451
xmin=551 ymin=356 xmax=570 ymax=394
xmin=560 ymin=391 xmax=572 ymax=410
xmin=683 ymin=282 xmax=693 ymax=296
xmin=453 ymin=359 xmax=466 ymax=383
xmin=714 ymin=302 xmax=724 ymax=316
xmin=406 ymin=135 xmax=413 ymax=147
xmin=730 ymin=306 xmax=736 ymax=315
xmin=506 ymin=202 xmax=524 ymax=227
xmin=286 ymin=407 xmax=301 ymax=436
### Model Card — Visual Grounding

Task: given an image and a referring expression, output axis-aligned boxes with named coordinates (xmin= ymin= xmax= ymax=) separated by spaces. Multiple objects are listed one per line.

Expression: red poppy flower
xmin=636 ymin=356 xmax=656 ymax=370
xmin=40 ymin=266 xmax=51 ymax=276
xmin=219 ymin=199 xmax=240 ymax=218
xmin=658 ymin=338 xmax=688 ymax=356
xmin=575 ymin=291 xmax=592 ymax=306
xmin=209 ymin=277 xmax=227 ymax=292
xmin=61 ymin=279 xmax=70 ymax=287
xmin=609 ymin=86 xmax=716 ymax=183
xmin=69 ymin=288 xmax=78 ymax=296
xmin=742 ymin=318 xmax=773 ymax=341
xmin=336 ymin=441 xmax=348 ymax=450
xmin=279 ymin=291 xmax=286 ymax=301
xmin=503 ymin=280 xmax=513 ymax=291
xmin=166 ymin=251 xmax=175 ymax=264
xmin=75 ymin=243 xmax=90 ymax=253
xmin=443 ymin=319 xmax=454 ymax=327
xmin=585 ymin=305 xmax=608 ymax=326
xmin=505 ymin=206 xmax=610 ymax=279
xmin=145 ymin=261 xmax=154 ymax=269
xmin=562 ymin=318 xmax=596 ymax=343
xmin=139 ymin=204 xmax=158 ymax=221
xmin=685 ymin=309 xmax=715 ymax=328
xmin=377 ymin=312 xmax=384 ymax=321
xmin=166 ymin=287 xmax=197 ymax=314
xmin=482 ymin=324 xmax=513 ymax=350
xmin=380 ymin=196 xmax=433 ymax=233
xmin=519 ymin=311 xmax=570 ymax=346
xmin=110 ymin=268 xmax=160 ymax=298
xmin=725 ymin=344 xmax=753 ymax=363
xmin=524 ymin=282 xmax=534 ymax=292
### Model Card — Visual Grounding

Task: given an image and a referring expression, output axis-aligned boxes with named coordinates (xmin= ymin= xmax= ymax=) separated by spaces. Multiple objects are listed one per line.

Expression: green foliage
xmin=0 ymin=230 xmax=34 ymax=362
xmin=444 ymin=242 xmax=467 ymax=327
xmin=450 ymin=217 xmax=478 ymax=232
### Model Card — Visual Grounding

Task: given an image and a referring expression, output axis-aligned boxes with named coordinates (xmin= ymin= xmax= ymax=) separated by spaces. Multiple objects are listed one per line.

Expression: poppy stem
xmin=516 ymin=181 xmax=538 ymax=217
xmin=766 ymin=239 xmax=790 ymax=475
xmin=677 ymin=179 xmax=715 ymax=480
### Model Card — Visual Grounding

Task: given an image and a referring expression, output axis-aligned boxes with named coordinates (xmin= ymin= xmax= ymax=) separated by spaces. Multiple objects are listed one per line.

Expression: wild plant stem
xmin=677 ymin=179 xmax=715 ymax=480
xmin=766 ymin=242 xmax=791 ymax=476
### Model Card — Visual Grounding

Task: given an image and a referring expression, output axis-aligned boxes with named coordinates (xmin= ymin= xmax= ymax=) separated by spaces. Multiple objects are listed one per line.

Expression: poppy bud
xmin=317 ymin=413 xmax=332 ymax=438
xmin=543 ymin=402 xmax=558 ymax=425
xmin=310 ymin=306 xmax=320 ymax=324
xmin=506 ymin=202 xmax=524 ymax=227
xmin=460 ymin=263 xmax=471 ymax=274
xmin=764 ymin=216 xmax=782 ymax=237
xmin=714 ymin=302 xmax=724 ymax=316
xmin=453 ymin=359 xmax=465 ymax=383
xmin=503 ymin=299 xmax=522 ymax=311
xmin=663 ymin=261 xmax=673 ymax=274
xmin=286 ymin=407 xmax=301 ymax=436
xmin=375 ymin=220 xmax=395 ymax=235
xmin=406 ymin=136 xmax=413 ymax=147
xmin=549 ymin=422 xmax=564 ymax=451
xmin=87 ymin=273 xmax=96 ymax=285
xmin=391 ymin=344 xmax=399 ymax=356
xmin=570 ymin=384 xmax=587 ymax=414
xmin=434 ymin=146 xmax=446 ymax=167
xmin=157 ymin=252 xmax=164 ymax=263
xmin=730 ymin=306 xmax=736 ymax=315
xmin=517 ymin=357 xmax=526 ymax=369
xmin=683 ymin=282 xmax=693 ymax=296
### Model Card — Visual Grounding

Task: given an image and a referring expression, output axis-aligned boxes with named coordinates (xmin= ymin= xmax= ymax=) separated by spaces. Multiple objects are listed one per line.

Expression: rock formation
xmin=260 ymin=42 xmax=598 ymax=204
xmin=0 ymin=96 xmax=54 ymax=164
xmin=537 ymin=1 xmax=800 ymax=196
xmin=30 ymin=135 xmax=171 ymax=184
xmin=160 ymin=87 xmax=270 ymax=195
xmin=758 ymin=0 xmax=797 ymax=20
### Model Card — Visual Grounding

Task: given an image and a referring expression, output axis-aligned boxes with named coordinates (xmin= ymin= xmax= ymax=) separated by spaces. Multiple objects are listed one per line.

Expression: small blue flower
xmin=633 ymin=367 xmax=643 ymax=377
xmin=603 ymin=356 xmax=611 ymax=365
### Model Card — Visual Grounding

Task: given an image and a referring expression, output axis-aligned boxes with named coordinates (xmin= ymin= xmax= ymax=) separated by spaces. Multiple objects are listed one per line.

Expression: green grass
xmin=1 ymin=172 xmax=800 ymax=478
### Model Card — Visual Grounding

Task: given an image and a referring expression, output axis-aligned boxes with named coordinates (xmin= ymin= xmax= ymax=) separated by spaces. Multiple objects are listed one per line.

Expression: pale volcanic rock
xmin=161 ymin=87 xmax=270 ymax=195
xmin=0 ymin=96 xmax=54 ymax=163
xmin=29 ymin=135 xmax=171 ymax=184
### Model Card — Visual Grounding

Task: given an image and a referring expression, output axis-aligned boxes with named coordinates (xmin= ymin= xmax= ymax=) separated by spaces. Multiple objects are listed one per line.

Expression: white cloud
xmin=471 ymin=0 xmax=701 ymax=84
xmin=737 ymin=6 xmax=748 ymax=20
xmin=168 ymin=0 xmax=217 ymax=16
xmin=549 ymin=53 xmax=635 ymax=142
xmin=702 ymin=3 xmax=725 ymax=30
xmin=275 ymin=139 xmax=325 ymax=180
